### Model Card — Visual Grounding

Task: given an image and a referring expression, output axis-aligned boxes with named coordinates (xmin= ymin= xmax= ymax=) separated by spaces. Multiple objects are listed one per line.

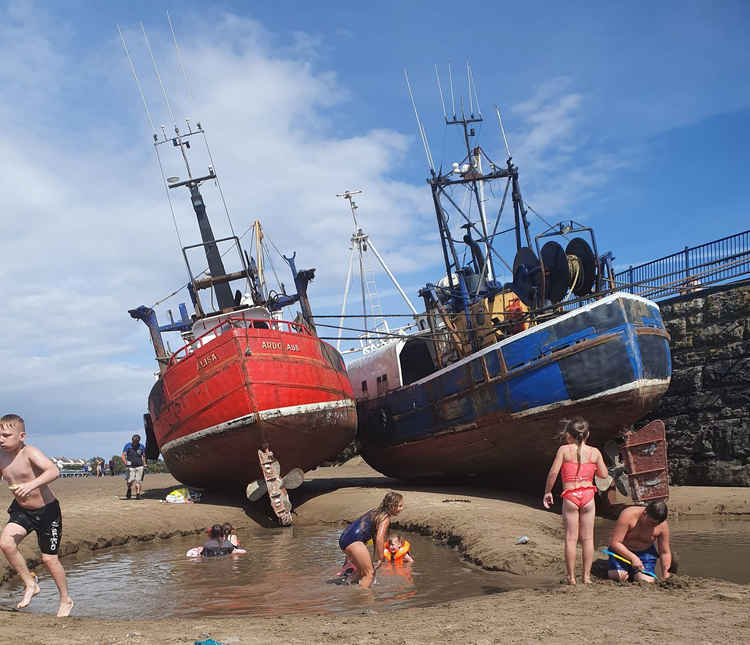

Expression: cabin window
xmin=361 ymin=380 xmax=368 ymax=394
xmin=376 ymin=373 xmax=388 ymax=395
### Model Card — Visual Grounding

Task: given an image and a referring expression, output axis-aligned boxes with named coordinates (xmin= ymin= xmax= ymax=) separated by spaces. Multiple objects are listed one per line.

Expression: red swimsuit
xmin=560 ymin=461 xmax=598 ymax=508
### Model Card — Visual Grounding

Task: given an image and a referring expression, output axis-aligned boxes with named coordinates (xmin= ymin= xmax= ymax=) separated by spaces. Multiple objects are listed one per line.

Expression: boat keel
xmin=256 ymin=448 xmax=294 ymax=526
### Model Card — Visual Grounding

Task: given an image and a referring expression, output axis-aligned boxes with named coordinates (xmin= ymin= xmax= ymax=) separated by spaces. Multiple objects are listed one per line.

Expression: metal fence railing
xmin=613 ymin=229 xmax=750 ymax=300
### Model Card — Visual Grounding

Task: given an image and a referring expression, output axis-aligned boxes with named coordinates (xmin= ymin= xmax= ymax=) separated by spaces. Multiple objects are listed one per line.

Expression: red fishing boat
xmin=128 ymin=121 xmax=355 ymax=523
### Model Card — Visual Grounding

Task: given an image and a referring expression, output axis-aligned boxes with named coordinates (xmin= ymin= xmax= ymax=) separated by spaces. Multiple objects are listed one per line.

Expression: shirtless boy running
xmin=608 ymin=500 xmax=672 ymax=582
xmin=0 ymin=414 xmax=74 ymax=616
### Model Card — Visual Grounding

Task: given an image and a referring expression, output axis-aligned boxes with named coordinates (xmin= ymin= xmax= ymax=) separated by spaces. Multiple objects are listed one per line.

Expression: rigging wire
xmin=202 ymin=132 xmax=238 ymax=239
xmin=526 ymin=202 xmax=570 ymax=241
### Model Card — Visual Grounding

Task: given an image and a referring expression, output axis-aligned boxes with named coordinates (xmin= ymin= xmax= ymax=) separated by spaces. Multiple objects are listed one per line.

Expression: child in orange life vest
xmin=384 ymin=535 xmax=414 ymax=563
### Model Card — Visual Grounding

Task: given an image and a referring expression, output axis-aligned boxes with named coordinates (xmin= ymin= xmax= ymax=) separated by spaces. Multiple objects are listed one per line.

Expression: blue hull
xmin=355 ymin=293 xmax=671 ymax=486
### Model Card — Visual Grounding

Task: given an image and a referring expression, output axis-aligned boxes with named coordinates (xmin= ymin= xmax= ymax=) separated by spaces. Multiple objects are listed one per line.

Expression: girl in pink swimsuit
xmin=543 ymin=417 xmax=608 ymax=585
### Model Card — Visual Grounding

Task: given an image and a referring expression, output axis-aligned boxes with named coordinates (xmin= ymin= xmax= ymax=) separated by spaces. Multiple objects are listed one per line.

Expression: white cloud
xmin=0 ymin=9 xmax=635 ymax=461
xmin=506 ymin=77 xmax=628 ymax=219
xmin=0 ymin=9 xmax=435 ymax=458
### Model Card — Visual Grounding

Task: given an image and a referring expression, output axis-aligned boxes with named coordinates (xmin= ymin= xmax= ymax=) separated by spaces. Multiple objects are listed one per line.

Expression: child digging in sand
xmin=0 ymin=414 xmax=74 ymax=616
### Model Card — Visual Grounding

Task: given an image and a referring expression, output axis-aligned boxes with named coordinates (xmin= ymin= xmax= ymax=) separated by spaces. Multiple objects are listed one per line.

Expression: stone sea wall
xmin=647 ymin=280 xmax=750 ymax=486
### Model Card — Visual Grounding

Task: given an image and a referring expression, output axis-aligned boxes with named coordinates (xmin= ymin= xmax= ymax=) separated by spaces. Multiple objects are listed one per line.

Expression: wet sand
xmin=1 ymin=460 xmax=749 ymax=644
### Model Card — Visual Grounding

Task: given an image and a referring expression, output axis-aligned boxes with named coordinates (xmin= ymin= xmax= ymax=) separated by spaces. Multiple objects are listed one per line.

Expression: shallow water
xmin=0 ymin=527 xmax=546 ymax=618
xmin=594 ymin=517 xmax=750 ymax=583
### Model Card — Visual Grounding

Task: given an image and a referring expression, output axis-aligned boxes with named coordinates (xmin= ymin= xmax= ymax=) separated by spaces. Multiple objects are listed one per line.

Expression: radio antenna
xmin=435 ymin=64 xmax=448 ymax=120
xmin=140 ymin=21 xmax=176 ymax=126
xmin=448 ymin=63 xmax=456 ymax=118
xmin=167 ymin=12 xmax=195 ymax=112
xmin=404 ymin=69 xmax=435 ymax=173
xmin=468 ymin=63 xmax=481 ymax=117
xmin=117 ymin=25 xmax=157 ymax=136
xmin=495 ymin=104 xmax=512 ymax=160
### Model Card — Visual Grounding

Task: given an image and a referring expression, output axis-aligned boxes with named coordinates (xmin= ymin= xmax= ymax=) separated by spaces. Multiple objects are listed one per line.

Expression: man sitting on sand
xmin=0 ymin=414 xmax=74 ymax=616
xmin=608 ymin=500 xmax=671 ymax=582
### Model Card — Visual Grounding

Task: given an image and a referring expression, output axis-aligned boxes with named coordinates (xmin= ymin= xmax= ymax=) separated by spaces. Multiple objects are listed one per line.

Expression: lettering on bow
xmin=262 ymin=341 xmax=282 ymax=350
xmin=197 ymin=353 xmax=218 ymax=369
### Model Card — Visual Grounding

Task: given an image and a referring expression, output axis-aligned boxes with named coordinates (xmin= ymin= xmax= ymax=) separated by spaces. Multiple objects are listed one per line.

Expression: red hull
xmin=147 ymin=319 xmax=356 ymax=489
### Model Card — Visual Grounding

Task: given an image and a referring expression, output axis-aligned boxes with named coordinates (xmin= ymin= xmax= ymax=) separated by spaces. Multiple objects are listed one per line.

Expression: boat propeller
xmin=512 ymin=237 xmax=598 ymax=305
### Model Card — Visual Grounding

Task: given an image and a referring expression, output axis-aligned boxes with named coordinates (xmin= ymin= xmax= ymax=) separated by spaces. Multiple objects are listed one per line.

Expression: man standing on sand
xmin=0 ymin=414 xmax=74 ymax=617
xmin=121 ymin=434 xmax=146 ymax=500
xmin=109 ymin=458 xmax=116 ymax=476
xmin=608 ymin=500 xmax=672 ymax=582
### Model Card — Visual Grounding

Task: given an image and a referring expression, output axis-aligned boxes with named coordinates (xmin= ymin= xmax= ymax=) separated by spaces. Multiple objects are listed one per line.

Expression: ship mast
xmin=336 ymin=190 xmax=418 ymax=351
xmin=164 ymin=124 xmax=235 ymax=312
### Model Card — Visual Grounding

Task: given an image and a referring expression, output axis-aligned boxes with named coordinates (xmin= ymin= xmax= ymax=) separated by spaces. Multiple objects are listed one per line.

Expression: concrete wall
xmin=646 ymin=280 xmax=750 ymax=485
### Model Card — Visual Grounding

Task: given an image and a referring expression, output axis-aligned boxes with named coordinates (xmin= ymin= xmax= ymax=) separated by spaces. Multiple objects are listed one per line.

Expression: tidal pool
xmin=594 ymin=516 xmax=750 ymax=583
xmin=0 ymin=527 xmax=545 ymax=618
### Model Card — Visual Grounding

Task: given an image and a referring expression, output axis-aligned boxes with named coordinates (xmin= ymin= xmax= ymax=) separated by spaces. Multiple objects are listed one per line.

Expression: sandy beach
xmin=1 ymin=460 xmax=749 ymax=644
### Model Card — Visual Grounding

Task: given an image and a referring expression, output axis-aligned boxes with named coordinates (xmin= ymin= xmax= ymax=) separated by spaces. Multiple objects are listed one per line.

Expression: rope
xmin=526 ymin=202 xmax=567 ymax=239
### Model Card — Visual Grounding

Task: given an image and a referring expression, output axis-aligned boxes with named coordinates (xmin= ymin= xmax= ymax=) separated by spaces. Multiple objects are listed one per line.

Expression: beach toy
xmin=601 ymin=548 xmax=658 ymax=579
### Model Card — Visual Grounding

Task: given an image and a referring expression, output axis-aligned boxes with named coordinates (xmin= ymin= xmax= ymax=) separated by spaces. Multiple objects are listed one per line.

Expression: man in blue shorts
xmin=121 ymin=434 xmax=146 ymax=500
xmin=608 ymin=500 xmax=671 ymax=582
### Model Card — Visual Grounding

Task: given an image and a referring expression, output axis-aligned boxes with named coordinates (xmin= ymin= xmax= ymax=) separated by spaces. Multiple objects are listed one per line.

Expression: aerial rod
xmin=117 ymin=25 xmax=157 ymax=137
xmin=495 ymin=105 xmax=511 ymax=160
xmin=140 ymin=21 xmax=176 ymax=127
xmin=404 ymin=69 xmax=435 ymax=174
xmin=448 ymin=63 xmax=456 ymax=118
xmin=435 ymin=64 xmax=448 ymax=120
xmin=467 ymin=63 xmax=481 ymax=117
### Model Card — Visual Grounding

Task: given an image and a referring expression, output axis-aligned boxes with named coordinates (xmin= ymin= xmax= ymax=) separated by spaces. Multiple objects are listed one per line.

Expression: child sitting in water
xmin=384 ymin=535 xmax=414 ymax=563
xmin=222 ymin=522 xmax=239 ymax=547
xmin=201 ymin=524 xmax=236 ymax=557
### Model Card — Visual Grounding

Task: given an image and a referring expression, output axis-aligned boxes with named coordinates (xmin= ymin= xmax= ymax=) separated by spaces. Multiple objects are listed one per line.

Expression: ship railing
xmin=613 ymin=229 xmax=750 ymax=300
xmin=169 ymin=314 xmax=312 ymax=364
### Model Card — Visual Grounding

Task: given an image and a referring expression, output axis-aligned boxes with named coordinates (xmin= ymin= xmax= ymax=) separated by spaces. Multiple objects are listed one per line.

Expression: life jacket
xmin=383 ymin=540 xmax=411 ymax=562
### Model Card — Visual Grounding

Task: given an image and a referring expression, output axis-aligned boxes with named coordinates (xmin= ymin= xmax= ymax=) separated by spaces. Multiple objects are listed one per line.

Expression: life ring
xmin=186 ymin=547 xmax=247 ymax=557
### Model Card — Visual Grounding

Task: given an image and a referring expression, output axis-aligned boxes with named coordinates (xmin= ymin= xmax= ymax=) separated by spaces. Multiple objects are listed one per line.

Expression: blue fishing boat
xmin=348 ymin=69 xmax=671 ymax=486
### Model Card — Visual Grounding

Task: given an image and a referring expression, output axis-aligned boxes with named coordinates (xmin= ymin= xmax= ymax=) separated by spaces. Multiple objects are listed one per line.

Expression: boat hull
xmin=355 ymin=293 xmax=671 ymax=488
xmin=148 ymin=320 xmax=356 ymax=490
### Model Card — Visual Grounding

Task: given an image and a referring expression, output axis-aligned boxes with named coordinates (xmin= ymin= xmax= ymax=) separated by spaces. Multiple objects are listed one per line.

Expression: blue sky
xmin=0 ymin=0 xmax=748 ymax=460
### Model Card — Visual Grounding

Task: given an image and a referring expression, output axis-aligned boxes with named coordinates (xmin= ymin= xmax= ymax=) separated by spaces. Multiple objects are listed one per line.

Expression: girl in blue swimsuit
xmin=338 ymin=491 xmax=404 ymax=588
